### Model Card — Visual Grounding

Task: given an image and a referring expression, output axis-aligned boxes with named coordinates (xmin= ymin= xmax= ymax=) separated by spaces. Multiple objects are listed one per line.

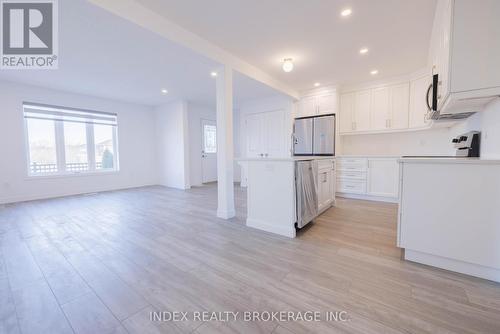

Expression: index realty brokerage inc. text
xmin=150 ymin=311 xmax=350 ymax=323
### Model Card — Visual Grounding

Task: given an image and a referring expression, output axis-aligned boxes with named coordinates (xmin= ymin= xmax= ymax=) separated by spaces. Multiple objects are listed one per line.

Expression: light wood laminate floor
xmin=0 ymin=184 xmax=499 ymax=334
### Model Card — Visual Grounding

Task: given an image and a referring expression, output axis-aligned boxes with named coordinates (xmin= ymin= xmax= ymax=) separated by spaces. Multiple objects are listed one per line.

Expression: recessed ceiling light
xmin=314 ymin=82 xmax=321 ymax=87
xmin=359 ymin=48 xmax=369 ymax=54
xmin=161 ymin=89 xmax=168 ymax=95
xmin=341 ymin=8 xmax=352 ymax=17
xmin=210 ymin=71 xmax=218 ymax=77
xmin=282 ymin=58 xmax=294 ymax=73
xmin=370 ymin=70 xmax=379 ymax=75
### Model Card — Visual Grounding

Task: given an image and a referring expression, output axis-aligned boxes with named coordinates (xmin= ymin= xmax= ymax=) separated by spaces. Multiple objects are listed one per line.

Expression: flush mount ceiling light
xmin=314 ymin=82 xmax=321 ymax=87
xmin=370 ymin=69 xmax=379 ymax=75
xmin=282 ymin=58 xmax=294 ymax=73
xmin=341 ymin=8 xmax=352 ymax=17
xmin=161 ymin=88 xmax=168 ymax=95
xmin=210 ymin=71 xmax=218 ymax=77
xmin=359 ymin=48 xmax=369 ymax=54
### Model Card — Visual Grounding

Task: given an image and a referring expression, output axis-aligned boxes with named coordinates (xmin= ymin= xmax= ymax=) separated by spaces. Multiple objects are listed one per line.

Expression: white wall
xmin=451 ymin=99 xmax=500 ymax=159
xmin=155 ymin=101 xmax=190 ymax=189
xmin=0 ymin=81 xmax=158 ymax=204
xmin=341 ymin=127 xmax=456 ymax=156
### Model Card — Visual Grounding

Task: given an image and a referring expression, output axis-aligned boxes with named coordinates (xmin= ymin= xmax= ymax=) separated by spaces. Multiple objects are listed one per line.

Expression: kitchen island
xmin=398 ymin=157 xmax=500 ymax=282
xmin=237 ymin=157 xmax=335 ymax=238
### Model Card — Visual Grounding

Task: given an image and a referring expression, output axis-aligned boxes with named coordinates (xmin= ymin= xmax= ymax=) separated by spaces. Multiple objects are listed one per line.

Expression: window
xmin=203 ymin=124 xmax=217 ymax=153
xmin=24 ymin=103 xmax=119 ymax=176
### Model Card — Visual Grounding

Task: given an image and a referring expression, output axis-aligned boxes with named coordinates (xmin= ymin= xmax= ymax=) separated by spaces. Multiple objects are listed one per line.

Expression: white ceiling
xmin=0 ymin=0 xmax=282 ymax=107
xmin=135 ymin=0 xmax=437 ymax=91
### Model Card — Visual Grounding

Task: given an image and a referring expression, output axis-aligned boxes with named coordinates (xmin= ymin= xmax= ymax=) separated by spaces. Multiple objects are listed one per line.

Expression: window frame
xmin=23 ymin=103 xmax=120 ymax=178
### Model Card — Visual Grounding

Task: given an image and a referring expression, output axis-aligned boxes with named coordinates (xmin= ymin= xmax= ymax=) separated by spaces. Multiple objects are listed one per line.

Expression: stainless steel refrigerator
xmin=293 ymin=114 xmax=335 ymax=156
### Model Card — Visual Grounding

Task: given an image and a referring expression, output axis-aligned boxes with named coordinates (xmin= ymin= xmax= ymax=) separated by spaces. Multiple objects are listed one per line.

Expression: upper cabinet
xmin=297 ymin=90 xmax=337 ymax=118
xmin=340 ymin=81 xmax=416 ymax=135
xmin=409 ymin=76 xmax=432 ymax=129
xmin=245 ymin=110 xmax=286 ymax=158
xmin=430 ymin=0 xmax=500 ymax=116
xmin=353 ymin=90 xmax=371 ymax=132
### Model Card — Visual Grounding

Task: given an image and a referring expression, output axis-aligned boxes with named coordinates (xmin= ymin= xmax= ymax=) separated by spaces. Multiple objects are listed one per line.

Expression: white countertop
xmin=236 ymin=156 xmax=335 ymax=162
xmin=337 ymin=155 xmax=401 ymax=158
xmin=398 ymin=157 xmax=500 ymax=164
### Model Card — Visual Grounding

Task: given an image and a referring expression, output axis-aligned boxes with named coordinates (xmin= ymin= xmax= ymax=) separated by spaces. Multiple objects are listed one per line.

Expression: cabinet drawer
xmin=337 ymin=170 xmax=367 ymax=180
xmin=317 ymin=159 xmax=335 ymax=171
xmin=337 ymin=158 xmax=368 ymax=171
xmin=337 ymin=180 xmax=367 ymax=194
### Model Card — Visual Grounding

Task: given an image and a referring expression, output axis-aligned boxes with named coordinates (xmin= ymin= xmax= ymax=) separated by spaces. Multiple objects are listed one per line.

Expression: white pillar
xmin=216 ymin=65 xmax=236 ymax=219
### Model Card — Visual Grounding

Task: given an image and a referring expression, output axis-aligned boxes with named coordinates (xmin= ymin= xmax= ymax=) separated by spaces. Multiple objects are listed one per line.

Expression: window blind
xmin=23 ymin=102 xmax=117 ymax=126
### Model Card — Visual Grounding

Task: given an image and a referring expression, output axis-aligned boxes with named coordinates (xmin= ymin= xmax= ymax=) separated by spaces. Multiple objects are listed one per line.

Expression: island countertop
xmin=398 ymin=157 xmax=500 ymax=164
xmin=236 ymin=156 xmax=336 ymax=162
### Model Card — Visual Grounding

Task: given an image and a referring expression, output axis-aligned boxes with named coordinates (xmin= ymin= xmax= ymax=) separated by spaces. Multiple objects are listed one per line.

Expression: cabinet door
xmin=297 ymin=96 xmax=317 ymax=117
xmin=371 ymin=87 xmax=390 ymax=130
xmin=317 ymin=93 xmax=336 ymax=115
xmin=339 ymin=93 xmax=354 ymax=133
xmin=367 ymin=159 xmax=399 ymax=198
xmin=245 ymin=113 xmax=264 ymax=158
xmin=409 ymin=76 xmax=432 ymax=128
xmin=354 ymin=90 xmax=371 ymax=132
xmin=389 ymin=83 xmax=410 ymax=129
xmin=264 ymin=110 xmax=285 ymax=158
xmin=318 ymin=169 xmax=333 ymax=212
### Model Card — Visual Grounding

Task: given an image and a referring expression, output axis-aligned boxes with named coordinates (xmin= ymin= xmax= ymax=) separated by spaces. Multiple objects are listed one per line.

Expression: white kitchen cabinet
xmin=371 ymin=87 xmax=390 ymax=131
xmin=367 ymin=159 xmax=399 ymax=197
xmin=337 ymin=157 xmax=399 ymax=202
xmin=297 ymin=91 xmax=337 ymax=117
xmin=317 ymin=159 xmax=335 ymax=213
xmin=353 ymin=90 xmax=371 ymax=132
xmin=389 ymin=83 xmax=410 ymax=130
xmin=297 ymin=96 xmax=316 ymax=118
xmin=340 ymin=81 xmax=414 ymax=134
xmin=429 ymin=0 xmax=500 ymax=116
xmin=409 ymin=75 xmax=432 ymax=129
xmin=245 ymin=110 xmax=285 ymax=158
xmin=339 ymin=93 xmax=354 ymax=133
xmin=316 ymin=93 xmax=336 ymax=115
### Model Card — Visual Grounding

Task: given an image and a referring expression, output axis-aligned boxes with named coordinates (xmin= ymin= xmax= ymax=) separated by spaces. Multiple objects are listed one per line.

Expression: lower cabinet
xmin=337 ymin=157 xmax=399 ymax=202
xmin=317 ymin=159 xmax=336 ymax=213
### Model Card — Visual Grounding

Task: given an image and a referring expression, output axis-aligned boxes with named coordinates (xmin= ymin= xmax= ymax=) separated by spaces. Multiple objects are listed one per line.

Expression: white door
xmin=201 ymin=119 xmax=217 ymax=183
xmin=389 ymin=83 xmax=410 ymax=129
xmin=339 ymin=93 xmax=354 ymax=133
xmin=371 ymin=87 xmax=390 ymax=130
xmin=245 ymin=113 xmax=264 ymax=158
xmin=354 ymin=90 xmax=371 ymax=131
xmin=264 ymin=110 xmax=285 ymax=157
xmin=367 ymin=159 xmax=399 ymax=197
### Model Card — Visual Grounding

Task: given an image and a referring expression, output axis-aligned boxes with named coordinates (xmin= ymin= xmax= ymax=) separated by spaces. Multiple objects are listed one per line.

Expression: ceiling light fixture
xmin=370 ymin=69 xmax=379 ymax=75
xmin=282 ymin=58 xmax=294 ymax=73
xmin=161 ymin=89 xmax=168 ymax=95
xmin=314 ymin=82 xmax=321 ymax=87
xmin=210 ymin=71 xmax=218 ymax=77
xmin=341 ymin=8 xmax=352 ymax=17
xmin=359 ymin=48 xmax=369 ymax=54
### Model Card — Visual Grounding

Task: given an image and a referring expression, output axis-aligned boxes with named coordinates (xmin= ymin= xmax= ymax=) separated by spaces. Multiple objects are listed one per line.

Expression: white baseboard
xmin=0 ymin=182 xmax=158 ymax=205
xmin=246 ymin=218 xmax=296 ymax=238
xmin=336 ymin=192 xmax=398 ymax=203
xmin=217 ymin=209 xmax=236 ymax=219
xmin=405 ymin=249 xmax=500 ymax=283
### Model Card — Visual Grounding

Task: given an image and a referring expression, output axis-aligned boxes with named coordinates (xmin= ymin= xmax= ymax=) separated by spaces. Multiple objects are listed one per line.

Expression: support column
xmin=216 ymin=65 xmax=236 ymax=219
